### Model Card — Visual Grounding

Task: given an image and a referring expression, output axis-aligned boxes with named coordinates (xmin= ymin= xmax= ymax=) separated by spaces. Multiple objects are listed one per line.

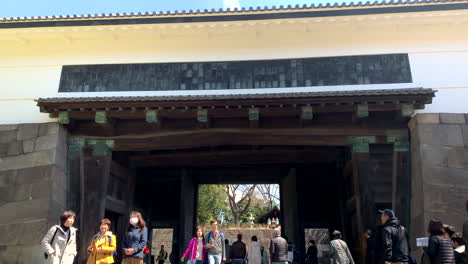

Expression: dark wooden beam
xmin=130 ymin=148 xmax=337 ymax=167
xmin=81 ymin=127 xmax=405 ymax=151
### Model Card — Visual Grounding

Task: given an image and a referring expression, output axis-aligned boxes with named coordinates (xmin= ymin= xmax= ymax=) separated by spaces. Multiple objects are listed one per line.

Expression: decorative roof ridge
xmin=2 ymin=0 xmax=468 ymax=23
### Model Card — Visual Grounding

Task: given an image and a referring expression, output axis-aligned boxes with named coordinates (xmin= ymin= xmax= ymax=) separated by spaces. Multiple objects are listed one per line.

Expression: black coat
xmin=366 ymin=236 xmax=377 ymax=264
xmin=306 ymin=245 xmax=318 ymax=264
xmin=382 ymin=218 xmax=410 ymax=263
xmin=427 ymin=236 xmax=455 ymax=264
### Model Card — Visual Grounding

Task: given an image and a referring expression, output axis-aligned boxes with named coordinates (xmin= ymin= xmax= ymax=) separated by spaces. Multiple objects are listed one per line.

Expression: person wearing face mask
xmin=122 ymin=211 xmax=148 ymax=264
xmin=41 ymin=210 xmax=78 ymax=264
xmin=86 ymin=218 xmax=117 ymax=264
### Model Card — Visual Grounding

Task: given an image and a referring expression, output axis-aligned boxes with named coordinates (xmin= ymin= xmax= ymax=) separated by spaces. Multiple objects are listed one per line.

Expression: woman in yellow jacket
xmin=86 ymin=218 xmax=117 ymax=264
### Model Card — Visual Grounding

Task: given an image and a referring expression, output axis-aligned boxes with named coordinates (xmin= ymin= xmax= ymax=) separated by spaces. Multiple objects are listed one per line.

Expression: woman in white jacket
xmin=247 ymin=236 xmax=261 ymax=264
xmin=41 ymin=211 xmax=78 ymax=264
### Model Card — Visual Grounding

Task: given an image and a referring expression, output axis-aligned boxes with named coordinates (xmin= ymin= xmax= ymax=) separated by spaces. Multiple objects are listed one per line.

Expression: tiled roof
xmin=2 ymin=0 xmax=468 ymax=23
xmin=37 ymin=88 xmax=435 ymax=104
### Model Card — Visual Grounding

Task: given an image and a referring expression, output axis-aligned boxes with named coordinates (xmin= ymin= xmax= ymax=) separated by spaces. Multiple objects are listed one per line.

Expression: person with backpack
xmin=156 ymin=245 xmax=168 ymax=264
xmin=205 ymin=220 xmax=226 ymax=264
xmin=122 ymin=211 xmax=148 ymax=264
xmin=41 ymin=210 xmax=78 ymax=264
xmin=86 ymin=218 xmax=117 ymax=264
xmin=380 ymin=209 xmax=414 ymax=264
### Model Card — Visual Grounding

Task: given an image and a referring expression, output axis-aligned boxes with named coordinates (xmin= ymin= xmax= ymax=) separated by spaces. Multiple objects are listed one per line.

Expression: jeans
xmin=188 ymin=260 xmax=204 ymax=264
xmin=231 ymin=259 xmax=245 ymax=264
xmin=208 ymin=254 xmax=222 ymax=264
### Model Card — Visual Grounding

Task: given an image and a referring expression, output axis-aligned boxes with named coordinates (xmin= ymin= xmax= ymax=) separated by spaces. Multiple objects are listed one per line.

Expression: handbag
xmin=44 ymin=227 xmax=59 ymax=259
xmin=143 ymin=245 xmax=150 ymax=255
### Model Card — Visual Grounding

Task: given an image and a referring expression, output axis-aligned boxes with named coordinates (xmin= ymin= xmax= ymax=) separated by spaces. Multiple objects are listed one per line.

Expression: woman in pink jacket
xmin=181 ymin=226 xmax=207 ymax=264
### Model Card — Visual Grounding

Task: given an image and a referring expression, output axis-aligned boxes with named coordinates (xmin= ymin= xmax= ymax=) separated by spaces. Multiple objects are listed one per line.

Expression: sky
xmin=0 ymin=0 xmax=363 ymax=18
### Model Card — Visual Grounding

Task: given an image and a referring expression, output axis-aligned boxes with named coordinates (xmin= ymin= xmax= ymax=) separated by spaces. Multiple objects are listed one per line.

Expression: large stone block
xmin=17 ymin=245 xmax=44 ymax=264
xmin=38 ymin=122 xmax=59 ymax=137
xmin=439 ymin=124 xmax=464 ymax=147
xmin=0 ymin=131 xmax=17 ymax=144
xmin=447 ymin=147 xmax=468 ymax=169
xmin=440 ymin=113 xmax=466 ymax=124
xmin=422 ymin=183 xmax=468 ymax=231
xmin=16 ymin=165 xmax=52 ymax=185
xmin=0 ymin=198 xmax=49 ymax=225
xmin=0 ymin=223 xmax=20 ymax=246
xmin=7 ymin=141 xmax=22 ymax=156
xmin=0 ymin=149 xmax=56 ymax=172
xmin=0 ymin=245 xmax=21 ymax=264
xmin=12 ymin=184 xmax=33 ymax=202
xmin=462 ymin=125 xmax=468 ymax=148
xmin=416 ymin=124 xmax=440 ymax=144
xmin=16 ymin=124 xmax=39 ymax=141
xmin=412 ymin=113 xmax=440 ymax=124
xmin=423 ymin=166 xmax=468 ymax=187
xmin=31 ymin=180 xmax=51 ymax=200
xmin=0 ymin=125 xmax=18 ymax=132
xmin=22 ymin=139 xmax=35 ymax=153
xmin=420 ymin=144 xmax=449 ymax=167
xmin=34 ymin=134 xmax=59 ymax=152
xmin=0 ymin=170 xmax=17 ymax=187
xmin=0 ymin=143 xmax=7 ymax=157
xmin=17 ymin=219 xmax=48 ymax=245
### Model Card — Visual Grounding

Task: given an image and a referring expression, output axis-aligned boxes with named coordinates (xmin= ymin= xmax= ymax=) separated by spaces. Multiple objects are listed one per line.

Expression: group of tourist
xmin=181 ymin=220 xmax=271 ymax=264
xmin=41 ymin=203 xmax=468 ymax=264
xmin=330 ymin=207 xmax=468 ymax=264
xmin=41 ymin=210 xmax=148 ymax=264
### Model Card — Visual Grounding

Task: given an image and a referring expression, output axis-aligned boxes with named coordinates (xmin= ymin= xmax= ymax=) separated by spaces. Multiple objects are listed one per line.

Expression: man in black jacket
xmin=380 ymin=209 xmax=411 ymax=264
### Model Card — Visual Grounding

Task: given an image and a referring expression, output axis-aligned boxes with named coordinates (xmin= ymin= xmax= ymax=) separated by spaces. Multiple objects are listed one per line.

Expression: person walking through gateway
xmin=270 ymin=230 xmax=288 ymax=264
xmin=380 ymin=209 xmax=412 ymax=264
xmin=181 ymin=226 xmax=207 ymax=264
xmin=205 ymin=220 xmax=226 ymax=264
xmin=305 ymin=240 xmax=318 ymax=264
xmin=156 ymin=245 xmax=168 ymax=264
xmin=364 ymin=229 xmax=377 ymax=264
xmin=451 ymin=233 xmax=466 ymax=264
xmin=230 ymin=234 xmax=247 ymax=264
xmin=248 ymin=236 xmax=262 ymax=264
xmin=427 ymin=219 xmax=455 ymax=264
xmin=330 ymin=230 xmax=354 ymax=264
xmin=122 ymin=211 xmax=148 ymax=264
xmin=86 ymin=218 xmax=117 ymax=264
xmin=41 ymin=210 xmax=78 ymax=264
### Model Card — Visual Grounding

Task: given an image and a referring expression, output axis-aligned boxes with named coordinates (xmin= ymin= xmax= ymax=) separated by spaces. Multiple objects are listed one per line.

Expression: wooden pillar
xmin=76 ymin=139 xmax=113 ymax=264
xmin=280 ymin=168 xmax=299 ymax=248
xmin=178 ymin=169 xmax=196 ymax=262
xmin=392 ymin=139 xmax=411 ymax=229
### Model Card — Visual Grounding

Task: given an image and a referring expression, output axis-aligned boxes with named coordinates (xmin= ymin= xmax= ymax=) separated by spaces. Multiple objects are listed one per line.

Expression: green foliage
xmin=197 ymin=185 xmax=230 ymax=226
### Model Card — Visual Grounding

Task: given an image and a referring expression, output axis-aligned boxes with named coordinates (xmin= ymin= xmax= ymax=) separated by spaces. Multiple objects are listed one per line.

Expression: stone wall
xmin=0 ymin=123 xmax=67 ymax=264
xmin=409 ymin=113 xmax=468 ymax=257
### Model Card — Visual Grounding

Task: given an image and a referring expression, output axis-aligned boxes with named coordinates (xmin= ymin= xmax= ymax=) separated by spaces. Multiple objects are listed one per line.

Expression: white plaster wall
xmin=410 ymin=52 xmax=468 ymax=114
xmin=1 ymin=13 xmax=468 ymax=124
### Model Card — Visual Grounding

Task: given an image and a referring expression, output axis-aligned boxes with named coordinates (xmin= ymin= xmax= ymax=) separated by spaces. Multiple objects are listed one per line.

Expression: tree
xmin=257 ymin=184 xmax=280 ymax=210
xmin=197 ymin=184 xmax=230 ymax=226
xmin=224 ymin=184 xmax=257 ymax=226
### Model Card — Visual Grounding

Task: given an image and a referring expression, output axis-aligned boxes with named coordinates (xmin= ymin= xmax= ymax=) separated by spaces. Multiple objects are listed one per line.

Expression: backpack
xmin=107 ymin=235 xmax=117 ymax=256
xmin=207 ymin=231 xmax=224 ymax=243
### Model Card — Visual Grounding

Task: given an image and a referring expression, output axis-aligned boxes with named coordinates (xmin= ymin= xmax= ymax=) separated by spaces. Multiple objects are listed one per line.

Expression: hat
xmin=379 ymin=209 xmax=395 ymax=218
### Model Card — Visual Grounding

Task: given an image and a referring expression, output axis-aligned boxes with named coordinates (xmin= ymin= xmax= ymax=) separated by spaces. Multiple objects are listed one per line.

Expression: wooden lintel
xmin=82 ymin=127 xmax=398 ymax=151
xmin=130 ymin=148 xmax=337 ymax=167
